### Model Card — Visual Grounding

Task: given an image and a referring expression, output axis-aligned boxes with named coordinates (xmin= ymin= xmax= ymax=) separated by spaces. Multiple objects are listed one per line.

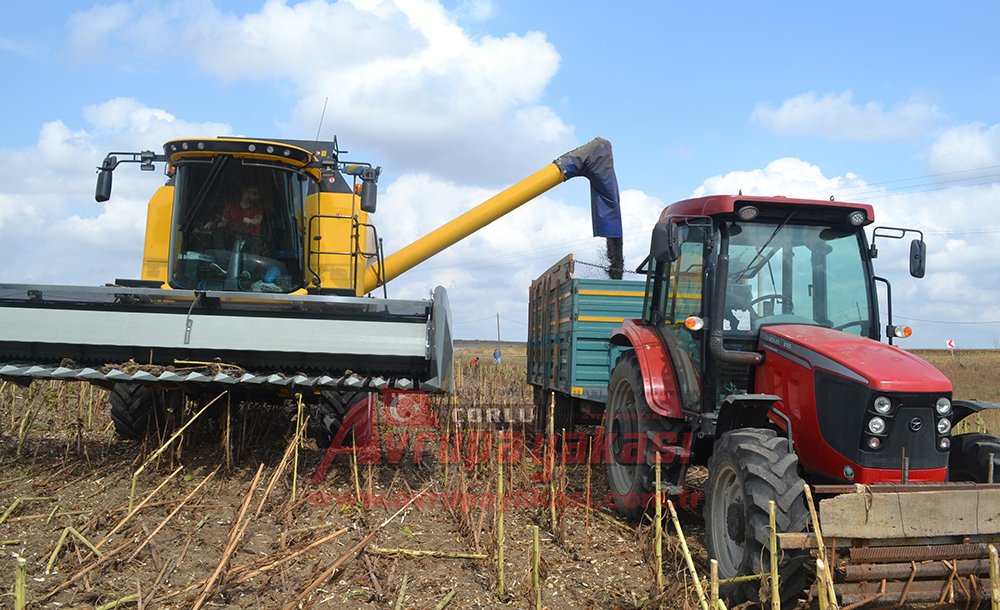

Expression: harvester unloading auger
xmin=0 ymin=136 xmax=622 ymax=443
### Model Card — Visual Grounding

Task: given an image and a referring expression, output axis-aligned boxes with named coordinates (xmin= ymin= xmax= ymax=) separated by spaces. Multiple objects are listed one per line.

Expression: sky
xmin=1 ymin=1 xmax=1000 ymax=349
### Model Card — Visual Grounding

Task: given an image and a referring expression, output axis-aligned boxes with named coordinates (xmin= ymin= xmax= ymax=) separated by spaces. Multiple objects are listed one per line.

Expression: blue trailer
xmin=527 ymin=254 xmax=645 ymax=430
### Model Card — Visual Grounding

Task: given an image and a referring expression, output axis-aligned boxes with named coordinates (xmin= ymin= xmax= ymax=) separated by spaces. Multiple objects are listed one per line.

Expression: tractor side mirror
xmin=651 ymin=222 xmax=680 ymax=262
xmin=95 ymin=156 xmax=117 ymax=202
xmin=909 ymin=239 xmax=926 ymax=278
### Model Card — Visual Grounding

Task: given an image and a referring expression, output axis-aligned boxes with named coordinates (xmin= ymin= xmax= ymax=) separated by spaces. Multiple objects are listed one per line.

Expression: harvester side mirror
xmin=651 ymin=222 xmax=680 ymax=262
xmin=909 ymin=239 xmax=926 ymax=278
xmin=360 ymin=181 xmax=377 ymax=213
xmin=95 ymin=156 xmax=116 ymax=202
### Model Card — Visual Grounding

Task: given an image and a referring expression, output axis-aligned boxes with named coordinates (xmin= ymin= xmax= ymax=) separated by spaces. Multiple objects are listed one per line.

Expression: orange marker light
xmin=685 ymin=316 xmax=705 ymax=331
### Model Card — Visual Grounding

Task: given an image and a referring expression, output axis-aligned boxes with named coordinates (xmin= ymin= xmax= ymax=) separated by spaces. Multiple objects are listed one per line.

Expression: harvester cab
xmin=603 ymin=194 xmax=1000 ymax=605
xmin=95 ymin=138 xmax=383 ymax=296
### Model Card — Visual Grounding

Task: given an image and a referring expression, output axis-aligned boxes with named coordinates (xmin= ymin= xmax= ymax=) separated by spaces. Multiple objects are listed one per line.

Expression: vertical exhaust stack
xmin=363 ymin=137 xmax=623 ymax=293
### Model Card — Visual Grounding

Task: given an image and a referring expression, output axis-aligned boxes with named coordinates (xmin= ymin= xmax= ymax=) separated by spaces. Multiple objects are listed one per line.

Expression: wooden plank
xmin=819 ymin=488 xmax=1000 ymax=539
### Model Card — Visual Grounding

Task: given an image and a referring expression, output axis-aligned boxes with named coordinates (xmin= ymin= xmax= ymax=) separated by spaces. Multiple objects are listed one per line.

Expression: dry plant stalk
xmin=532 ymin=525 xmax=542 ymax=610
xmin=369 ymin=546 xmax=487 ymax=560
xmin=292 ymin=393 xmax=305 ymax=502
xmin=497 ymin=438 xmax=506 ymax=597
xmin=804 ymin=483 xmax=839 ymax=609
xmin=280 ymin=485 xmax=431 ymax=610
xmin=229 ymin=527 xmax=348 ymax=585
xmin=769 ymin=500 xmax=779 ymax=610
xmin=433 ymin=587 xmax=457 ymax=609
xmin=585 ymin=436 xmax=592 ymax=551
xmin=0 ymin=496 xmax=57 ymax=527
xmin=96 ymin=466 xmax=183 ymax=552
xmin=816 ymin=558 xmax=829 ymax=610
xmin=709 ymin=559 xmax=720 ymax=610
xmin=46 ymin=527 xmax=103 ymax=573
xmin=255 ymin=426 xmax=299 ymax=517
xmin=394 ymin=572 xmax=409 ymax=610
xmin=15 ymin=557 xmax=26 ymax=610
xmin=127 ymin=468 xmax=218 ymax=562
xmin=192 ymin=463 xmax=264 ymax=610
xmin=667 ymin=500 xmax=709 ymax=610
xmin=95 ymin=593 xmax=139 ymax=610
xmin=654 ymin=453 xmax=663 ymax=593
xmin=129 ymin=392 xmax=224 ymax=511
xmin=990 ymin=544 xmax=999 ymax=610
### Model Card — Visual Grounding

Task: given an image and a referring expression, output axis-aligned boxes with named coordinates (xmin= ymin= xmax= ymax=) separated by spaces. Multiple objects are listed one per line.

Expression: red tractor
xmin=600 ymin=195 xmax=1000 ymax=604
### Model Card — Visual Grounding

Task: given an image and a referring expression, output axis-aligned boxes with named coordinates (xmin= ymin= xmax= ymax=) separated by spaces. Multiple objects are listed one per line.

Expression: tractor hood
xmin=759 ymin=325 xmax=951 ymax=393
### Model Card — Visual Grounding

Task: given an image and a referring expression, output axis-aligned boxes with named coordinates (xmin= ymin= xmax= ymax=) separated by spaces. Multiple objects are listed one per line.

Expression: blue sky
xmin=2 ymin=1 xmax=1000 ymax=348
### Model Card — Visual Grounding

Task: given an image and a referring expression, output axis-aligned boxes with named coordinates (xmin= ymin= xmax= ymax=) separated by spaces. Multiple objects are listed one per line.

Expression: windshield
xmin=724 ymin=221 xmax=872 ymax=336
xmin=168 ymin=159 xmax=306 ymax=293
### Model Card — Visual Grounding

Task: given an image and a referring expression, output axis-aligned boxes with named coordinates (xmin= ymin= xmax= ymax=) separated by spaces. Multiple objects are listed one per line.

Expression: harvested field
xmin=1 ymin=345 xmax=997 ymax=609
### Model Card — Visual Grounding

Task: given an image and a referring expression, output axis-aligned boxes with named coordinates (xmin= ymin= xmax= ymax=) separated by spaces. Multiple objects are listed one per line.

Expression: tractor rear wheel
xmin=604 ymin=351 xmax=682 ymax=521
xmin=109 ymin=384 xmax=177 ymax=440
xmin=704 ymin=428 xmax=808 ymax=607
xmin=948 ymin=433 xmax=1000 ymax=482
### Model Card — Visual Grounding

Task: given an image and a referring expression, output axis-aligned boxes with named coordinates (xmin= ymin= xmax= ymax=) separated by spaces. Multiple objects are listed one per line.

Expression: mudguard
xmin=609 ymin=319 xmax=683 ymax=418
xmin=952 ymin=399 xmax=1000 ymax=427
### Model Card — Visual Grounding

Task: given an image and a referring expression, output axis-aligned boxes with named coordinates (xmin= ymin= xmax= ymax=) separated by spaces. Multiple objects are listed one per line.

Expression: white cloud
xmin=65 ymin=0 xmax=571 ymax=183
xmin=694 ymin=157 xmax=868 ymax=199
xmin=751 ymin=91 xmax=943 ymax=141
xmin=925 ymin=123 xmax=1000 ymax=174
xmin=0 ymin=99 xmax=232 ymax=285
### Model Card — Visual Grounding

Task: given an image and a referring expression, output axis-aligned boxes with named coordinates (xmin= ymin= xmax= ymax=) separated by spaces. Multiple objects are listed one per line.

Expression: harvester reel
xmin=948 ymin=432 xmax=1000 ymax=482
xmin=704 ymin=428 xmax=809 ymax=607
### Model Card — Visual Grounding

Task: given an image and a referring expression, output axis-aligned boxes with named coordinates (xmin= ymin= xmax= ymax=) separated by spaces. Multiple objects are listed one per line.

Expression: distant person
xmin=469 ymin=356 xmax=479 ymax=367
xmin=493 ymin=347 xmax=502 ymax=365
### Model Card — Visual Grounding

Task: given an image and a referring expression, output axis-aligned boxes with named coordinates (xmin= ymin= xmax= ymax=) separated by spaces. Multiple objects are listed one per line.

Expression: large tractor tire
xmin=948 ymin=432 xmax=1000 ymax=482
xmin=308 ymin=390 xmax=374 ymax=449
xmin=603 ymin=351 xmax=683 ymax=522
xmin=704 ymin=428 xmax=809 ymax=607
xmin=109 ymin=384 xmax=176 ymax=440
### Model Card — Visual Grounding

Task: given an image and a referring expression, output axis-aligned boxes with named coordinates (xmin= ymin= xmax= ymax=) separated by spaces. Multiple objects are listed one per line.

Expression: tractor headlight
xmin=873 ymin=396 xmax=892 ymax=415
xmin=868 ymin=416 xmax=887 ymax=435
xmin=935 ymin=397 xmax=951 ymax=415
xmin=937 ymin=418 xmax=952 ymax=434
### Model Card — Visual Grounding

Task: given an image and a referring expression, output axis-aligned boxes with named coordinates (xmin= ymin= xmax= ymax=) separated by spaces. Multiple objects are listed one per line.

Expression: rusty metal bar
xmin=845 ymin=558 xmax=991 ymax=581
xmin=849 ymin=543 xmax=991 ymax=564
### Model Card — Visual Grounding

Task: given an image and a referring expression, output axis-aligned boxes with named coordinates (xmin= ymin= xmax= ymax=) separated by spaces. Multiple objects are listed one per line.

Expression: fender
xmin=952 ymin=399 xmax=1000 ymax=427
xmin=610 ymin=319 xmax=683 ymax=419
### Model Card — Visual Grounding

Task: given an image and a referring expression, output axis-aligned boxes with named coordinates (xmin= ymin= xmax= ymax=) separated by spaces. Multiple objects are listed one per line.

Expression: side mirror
xmin=909 ymin=239 xmax=926 ymax=278
xmin=95 ymin=156 xmax=116 ymax=202
xmin=651 ymin=222 xmax=680 ymax=262
xmin=360 ymin=180 xmax=377 ymax=213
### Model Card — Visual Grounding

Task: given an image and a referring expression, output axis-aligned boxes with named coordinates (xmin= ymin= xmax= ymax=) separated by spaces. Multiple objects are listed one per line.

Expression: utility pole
xmin=496 ymin=312 xmax=501 ymax=342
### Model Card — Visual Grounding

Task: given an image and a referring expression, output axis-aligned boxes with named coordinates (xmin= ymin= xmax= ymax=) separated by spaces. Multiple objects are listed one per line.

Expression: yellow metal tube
xmin=363 ymin=163 xmax=565 ymax=294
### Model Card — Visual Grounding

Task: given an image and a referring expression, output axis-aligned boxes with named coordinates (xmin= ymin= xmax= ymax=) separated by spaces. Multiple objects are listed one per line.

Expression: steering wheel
xmin=751 ymin=294 xmax=792 ymax=311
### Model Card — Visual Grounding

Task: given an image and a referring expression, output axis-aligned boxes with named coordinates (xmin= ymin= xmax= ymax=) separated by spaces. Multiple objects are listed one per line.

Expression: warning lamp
xmin=684 ymin=316 xmax=705 ymax=331
xmin=888 ymin=325 xmax=912 ymax=339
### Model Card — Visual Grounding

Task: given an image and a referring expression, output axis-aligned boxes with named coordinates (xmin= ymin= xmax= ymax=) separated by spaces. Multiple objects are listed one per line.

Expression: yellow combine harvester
xmin=0 ymin=136 xmax=622 ymax=443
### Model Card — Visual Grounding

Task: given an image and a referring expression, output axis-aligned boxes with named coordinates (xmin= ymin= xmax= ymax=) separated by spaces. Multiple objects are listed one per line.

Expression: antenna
xmin=313 ymin=96 xmax=329 ymax=150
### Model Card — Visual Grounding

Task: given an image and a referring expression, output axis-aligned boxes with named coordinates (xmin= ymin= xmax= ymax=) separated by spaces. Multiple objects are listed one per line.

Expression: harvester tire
xmin=109 ymin=384 xmax=167 ymax=440
xmin=309 ymin=390 xmax=371 ymax=449
xmin=704 ymin=428 xmax=808 ymax=607
xmin=604 ymin=351 xmax=683 ymax=522
xmin=948 ymin=432 xmax=1000 ymax=482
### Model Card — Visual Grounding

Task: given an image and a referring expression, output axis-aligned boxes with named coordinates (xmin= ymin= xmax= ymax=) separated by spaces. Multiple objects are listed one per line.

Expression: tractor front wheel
xmin=704 ymin=428 xmax=809 ymax=607
xmin=949 ymin=433 xmax=1000 ymax=482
